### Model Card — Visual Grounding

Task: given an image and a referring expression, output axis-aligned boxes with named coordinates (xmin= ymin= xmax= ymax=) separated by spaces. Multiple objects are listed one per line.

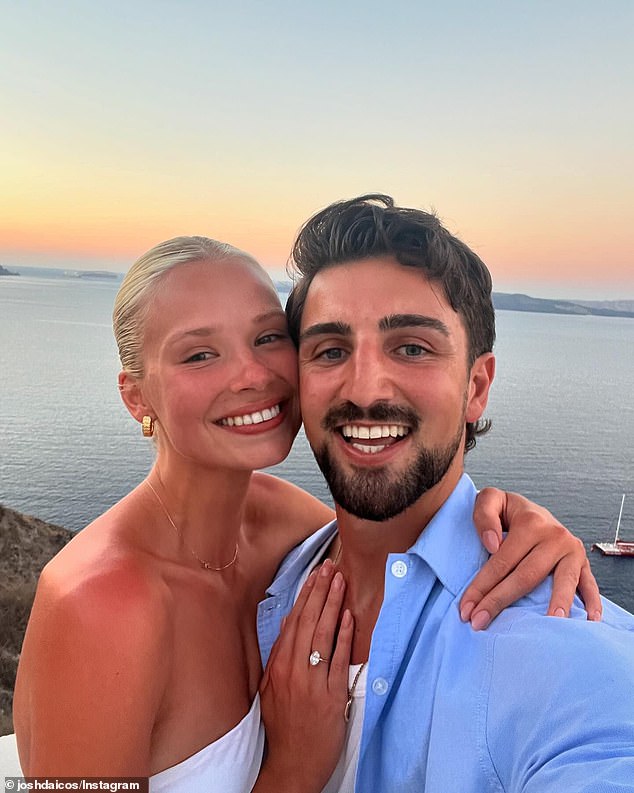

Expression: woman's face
xmin=138 ymin=257 xmax=300 ymax=473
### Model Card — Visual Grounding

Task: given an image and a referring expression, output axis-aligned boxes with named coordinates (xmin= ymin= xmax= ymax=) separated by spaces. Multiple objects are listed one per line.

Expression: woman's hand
xmin=461 ymin=488 xmax=602 ymax=630
xmin=256 ymin=559 xmax=353 ymax=793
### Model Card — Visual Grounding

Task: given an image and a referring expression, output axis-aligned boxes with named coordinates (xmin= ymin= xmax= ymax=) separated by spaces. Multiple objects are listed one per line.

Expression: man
xmin=258 ymin=195 xmax=634 ymax=791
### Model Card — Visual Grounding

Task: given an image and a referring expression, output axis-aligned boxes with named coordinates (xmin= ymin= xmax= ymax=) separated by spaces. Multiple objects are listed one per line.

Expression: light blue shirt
xmin=257 ymin=474 xmax=634 ymax=792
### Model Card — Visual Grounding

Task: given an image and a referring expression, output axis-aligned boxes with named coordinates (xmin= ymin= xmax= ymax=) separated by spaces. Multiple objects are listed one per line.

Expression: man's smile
xmin=338 ymin=423 xmax=411 ymax=455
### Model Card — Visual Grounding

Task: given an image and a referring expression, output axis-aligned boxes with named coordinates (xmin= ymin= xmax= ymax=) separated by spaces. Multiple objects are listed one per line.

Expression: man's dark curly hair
xmin=285 ymin=194 xmax=496 ymax=451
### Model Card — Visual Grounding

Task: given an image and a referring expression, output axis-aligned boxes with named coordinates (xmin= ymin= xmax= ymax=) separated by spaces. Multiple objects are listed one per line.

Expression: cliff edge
xmin=0 ymin=505 xmax=72 ymax=735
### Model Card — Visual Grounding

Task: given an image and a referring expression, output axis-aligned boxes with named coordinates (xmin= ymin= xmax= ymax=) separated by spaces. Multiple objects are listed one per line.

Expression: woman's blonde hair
xmin=113 ymin=236 xmax=257 ymax=378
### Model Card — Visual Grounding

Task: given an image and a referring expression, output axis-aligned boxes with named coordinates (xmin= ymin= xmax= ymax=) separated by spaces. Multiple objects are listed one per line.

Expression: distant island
xmin=274 ymin=279 xmax=292 ymax=293
xmin=0 ymin=265 xmax=123 ymax=282
xmin=64 ymin=269 xmax=121 ymax=280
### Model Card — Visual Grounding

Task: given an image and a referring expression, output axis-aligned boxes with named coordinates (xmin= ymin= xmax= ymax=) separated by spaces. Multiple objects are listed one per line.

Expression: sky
xmin=1 ymin=0 xmax=632 ymax=299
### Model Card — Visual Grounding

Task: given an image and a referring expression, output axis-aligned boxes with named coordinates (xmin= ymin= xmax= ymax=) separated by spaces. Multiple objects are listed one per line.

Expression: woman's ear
xmin=465 ymin=353 xmax=495 ymax=424
xmin=118 ymin=370 xmax=153 ymax=425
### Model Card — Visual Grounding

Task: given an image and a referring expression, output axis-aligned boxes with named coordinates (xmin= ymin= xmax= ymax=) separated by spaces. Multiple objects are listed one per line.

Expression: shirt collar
xmin=407 ymin=473 xmax=489 ymax=595
xmin=265 ymin=519 xmax=338 ymax=597
xmin=266 ymin=474 xmax=488 ymax=599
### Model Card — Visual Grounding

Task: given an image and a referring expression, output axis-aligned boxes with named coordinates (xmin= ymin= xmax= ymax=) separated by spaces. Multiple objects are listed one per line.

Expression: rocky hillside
xmin=0 ymin=504 xmax=72 ymax=735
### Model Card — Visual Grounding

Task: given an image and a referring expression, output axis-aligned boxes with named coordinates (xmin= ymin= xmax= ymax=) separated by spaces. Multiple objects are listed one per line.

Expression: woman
xmin=14 ymin=237 xmax=599 ymax=789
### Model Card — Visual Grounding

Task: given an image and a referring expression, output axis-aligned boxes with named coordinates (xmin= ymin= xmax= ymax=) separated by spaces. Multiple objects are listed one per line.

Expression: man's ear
xmin=118 ymin=370 xmax=153 ymax=425
xmin=466 ymin=353 xmax=495 ymax=423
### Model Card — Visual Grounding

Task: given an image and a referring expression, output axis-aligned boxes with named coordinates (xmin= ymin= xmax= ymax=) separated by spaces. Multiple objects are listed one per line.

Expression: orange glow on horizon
xmin=0 ymin=217 xmax=295 ymax=266
xmin=1 ymin=188 xmax=632 ymax=288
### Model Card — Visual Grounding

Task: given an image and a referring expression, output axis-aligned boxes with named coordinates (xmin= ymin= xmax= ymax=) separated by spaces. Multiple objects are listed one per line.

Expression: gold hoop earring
xmin=142 ymin=416 xmax=155 ymax=437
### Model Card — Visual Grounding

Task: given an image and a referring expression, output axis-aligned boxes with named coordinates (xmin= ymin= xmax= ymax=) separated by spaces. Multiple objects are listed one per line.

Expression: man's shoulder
xmin=490 ymin=582 xmax=634 ymax=637
xmin=478 ymin=594 xmax=634 ymax=786
xmin=482 ymin=589 xmax=634 ymax=707
xmin=435 ymin=583 xmax=634 ymax=708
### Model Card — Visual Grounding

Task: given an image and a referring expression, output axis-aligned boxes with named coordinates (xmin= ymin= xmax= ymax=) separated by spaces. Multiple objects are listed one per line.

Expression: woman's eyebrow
xmin=166 ymin=326 xmax=217 ymax=343
xmin=253 ymin=309 xmax=287 ymax=323
xmin=165 ymin=310 xmax=287 ymax=345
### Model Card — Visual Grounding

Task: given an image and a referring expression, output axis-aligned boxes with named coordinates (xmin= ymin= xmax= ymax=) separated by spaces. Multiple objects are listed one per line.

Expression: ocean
xmin=1 ymin=270 xmax=633 ymax=612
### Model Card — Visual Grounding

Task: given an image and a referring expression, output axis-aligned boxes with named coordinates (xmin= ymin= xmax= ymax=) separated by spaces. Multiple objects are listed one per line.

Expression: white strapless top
xmin=149 ymin=694 xmax=264 ymax=793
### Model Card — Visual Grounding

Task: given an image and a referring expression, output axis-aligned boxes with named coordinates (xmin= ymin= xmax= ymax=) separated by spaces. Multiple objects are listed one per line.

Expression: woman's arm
xmin=255 ymin=475 xmax=600 ymax=633
xmin=462 ymin=488 xmax=601 ymax=630
xmin=14 ymin=560 xmax=168 ymax=775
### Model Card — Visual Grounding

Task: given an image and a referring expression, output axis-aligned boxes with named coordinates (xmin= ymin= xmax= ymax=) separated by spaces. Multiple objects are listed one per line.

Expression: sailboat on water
xmin=592 ymin=494 xmax=634 ymax=557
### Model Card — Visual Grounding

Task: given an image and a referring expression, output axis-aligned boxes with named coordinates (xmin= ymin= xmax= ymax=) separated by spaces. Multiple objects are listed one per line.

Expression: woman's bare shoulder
xmin=37 ymin=498 xmax=165 ymax=606
xmin=15 ymin=508 xmax=171 ymax=774
xmin=25 ymin=505 xmax=170 ymax=666
xmin=247 ymin=473 xmax=334 ymax=549
xmin=38 ymin=540 xmax=165 ymax=619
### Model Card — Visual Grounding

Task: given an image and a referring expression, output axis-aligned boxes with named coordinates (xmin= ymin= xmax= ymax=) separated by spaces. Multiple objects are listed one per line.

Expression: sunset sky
xmin=1 ymin=0 xmax=632 ymax=298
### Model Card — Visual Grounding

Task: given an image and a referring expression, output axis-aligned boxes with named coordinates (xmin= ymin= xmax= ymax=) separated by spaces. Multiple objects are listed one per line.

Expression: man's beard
xmin=311 ymin=400 xmax=466 ymax=522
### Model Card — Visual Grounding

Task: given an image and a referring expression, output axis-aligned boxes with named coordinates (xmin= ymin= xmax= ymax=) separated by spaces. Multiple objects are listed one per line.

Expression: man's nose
xmin=338 ymin=346 xmax=396 ymax=407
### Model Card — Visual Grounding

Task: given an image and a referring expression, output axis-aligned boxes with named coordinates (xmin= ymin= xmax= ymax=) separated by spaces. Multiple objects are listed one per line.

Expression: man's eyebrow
xmin=299 ymin=321 xmax=352 ymax=343
xmin=379 ymin=314 xmax=450 ymax=337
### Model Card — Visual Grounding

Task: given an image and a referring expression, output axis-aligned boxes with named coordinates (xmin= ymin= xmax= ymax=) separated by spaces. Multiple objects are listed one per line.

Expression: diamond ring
xmin=309 ymin=649 xmax=329 ymax=666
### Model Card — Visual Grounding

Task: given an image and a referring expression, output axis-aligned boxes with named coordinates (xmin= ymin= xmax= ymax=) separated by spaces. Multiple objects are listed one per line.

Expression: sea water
xmin=1 ymin=271 xmax=633 ymax=610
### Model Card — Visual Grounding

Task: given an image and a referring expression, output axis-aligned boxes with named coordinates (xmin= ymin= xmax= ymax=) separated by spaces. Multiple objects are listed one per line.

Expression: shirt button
xmin=372 ymin=677 xmax=389 ymax=696
xmin=391 ymin=560 xmax=408 ymax=578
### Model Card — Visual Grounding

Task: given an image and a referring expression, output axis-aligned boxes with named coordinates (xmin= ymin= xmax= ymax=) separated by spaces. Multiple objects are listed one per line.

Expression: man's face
xmin=298 ymin=256 xmax=494 ymax=521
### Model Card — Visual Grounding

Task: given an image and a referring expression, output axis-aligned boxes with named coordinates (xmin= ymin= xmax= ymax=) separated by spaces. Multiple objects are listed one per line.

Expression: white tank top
xmin=149 ymin=694 xmax=264 ymax=793
xmin=322 ymin=664 xmax=367 ymax=793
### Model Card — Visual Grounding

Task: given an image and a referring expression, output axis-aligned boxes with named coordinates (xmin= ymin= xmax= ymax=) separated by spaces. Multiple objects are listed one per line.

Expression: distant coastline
xmin=493 ymin=293 xmax=634 ymax=319
xmin=3 ymin=266 xmax=633 ymax=318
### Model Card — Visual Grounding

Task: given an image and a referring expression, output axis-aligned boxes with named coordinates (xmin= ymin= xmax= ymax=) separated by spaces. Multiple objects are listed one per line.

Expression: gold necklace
xmin=145 ymin=480 xmax=239 ymax=572
xmin=344 ymin=662 xmax=367 ymax=722
xmin=332 ymin=538 xmax=343 ymax=565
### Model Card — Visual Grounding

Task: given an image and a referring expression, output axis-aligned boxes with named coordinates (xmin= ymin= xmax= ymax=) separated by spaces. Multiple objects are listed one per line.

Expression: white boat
xmin=592 ymin=494 xmax=634 ymax=557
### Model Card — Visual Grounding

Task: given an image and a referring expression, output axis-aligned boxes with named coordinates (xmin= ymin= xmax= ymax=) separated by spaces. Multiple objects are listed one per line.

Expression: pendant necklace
xmin=331 ymin=536 xmax=366 ymax=724
xmin=344 ymin=662 xmax=367 ymax=722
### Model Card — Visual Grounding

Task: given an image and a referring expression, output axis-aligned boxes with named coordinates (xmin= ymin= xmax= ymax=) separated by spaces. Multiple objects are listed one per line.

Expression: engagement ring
xmin=309 ymin=649 xmax=329 ymax=666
